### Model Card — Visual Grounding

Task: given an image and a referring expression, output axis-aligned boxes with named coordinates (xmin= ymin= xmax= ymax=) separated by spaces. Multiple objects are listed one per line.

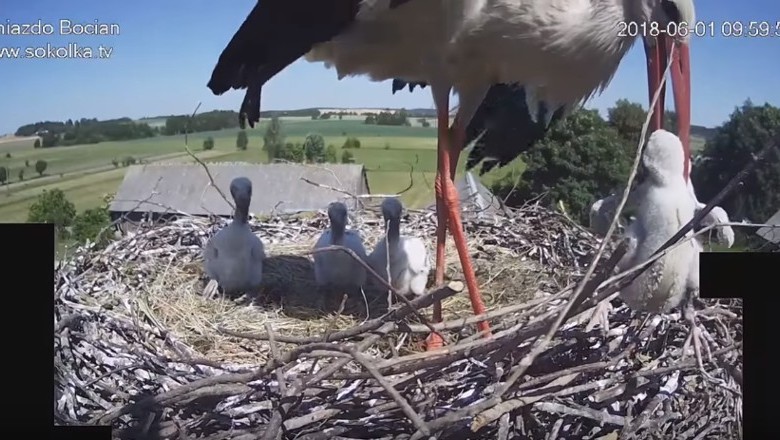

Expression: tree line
xmin=364 ymin=109 xmax=411 ymax=126
xmin=195 ymin=117 xmax=359 ymax=164
xmin=161 ymin=110 xmax=242 ymax=135
xmin=16 ymin=117 xmax=156 ymax=148
xmin=0 ymin=159 xmax=48 ymax=184
xmin=13 ymin=107 xmax=428 ymax=150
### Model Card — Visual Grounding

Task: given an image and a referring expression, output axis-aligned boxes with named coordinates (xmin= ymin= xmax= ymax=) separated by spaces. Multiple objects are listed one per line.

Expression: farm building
xmin=108 ymin=162 xmax=370 ymax=225
xmin=426 ymin=171 xmax=503 ymax=219
xmin=756 ymin=208 xmax=780 ymax=249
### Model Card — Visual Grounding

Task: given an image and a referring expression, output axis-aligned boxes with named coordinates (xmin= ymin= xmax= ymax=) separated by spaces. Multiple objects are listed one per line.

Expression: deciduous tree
xmin=692 ymin=100 xmax=780 ymax=224
xmin=491 ymin=109 xmax=634 ymax=225
xmin=303 ymin=133 xmax=326 ymax=163
xmin=27 ymin=189 xmax=76 ymax=238
xmin=35 ymin=159 xmax=47 ymax=176
xmin=236 ymin=130 xmax=249 ymax=150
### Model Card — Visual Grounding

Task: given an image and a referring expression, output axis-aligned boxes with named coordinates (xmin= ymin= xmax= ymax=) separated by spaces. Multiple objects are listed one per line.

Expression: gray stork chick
xmin=313 ymin=201 xmax=368 ymax=311
xmin=203 ymin=177 xmax=266 ymax=296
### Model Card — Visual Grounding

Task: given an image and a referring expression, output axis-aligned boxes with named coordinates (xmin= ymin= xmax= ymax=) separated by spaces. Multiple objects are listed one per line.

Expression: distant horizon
xmin=6 ymin=99 xmax=753 ymax=137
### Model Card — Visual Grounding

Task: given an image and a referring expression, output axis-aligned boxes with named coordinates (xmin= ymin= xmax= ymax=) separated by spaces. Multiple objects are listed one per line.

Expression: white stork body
xmin=589 ymin=130 xmax=713 ymax=367
xmin=307 ymin=0 xmax=637 ymax=118
xmin=368 ymin=198 xmax=431 ymax=297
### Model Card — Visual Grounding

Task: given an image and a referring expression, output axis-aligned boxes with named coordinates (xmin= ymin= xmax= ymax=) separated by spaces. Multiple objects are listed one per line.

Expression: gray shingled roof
xmin=109 ymin=162 xmax=370 ymax=217
xmin=756 ymin=209 xmax=780 ymax=244
xmin=425 ymin=171 xmax=502 ymax=218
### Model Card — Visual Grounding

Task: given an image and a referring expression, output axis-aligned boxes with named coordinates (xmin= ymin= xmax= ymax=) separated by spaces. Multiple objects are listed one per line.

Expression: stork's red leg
xmin=441 ymin=119 xmax=490 ymax=335
xmin=430 ymin=168 xmax=447 ymax=350
xmin=429 ymin=117 xmax=468 ymax=349
xmin=427 ymin=88 xmax=491 ymax=350
xmin=428 ymin=92 xmax=452 ymax=350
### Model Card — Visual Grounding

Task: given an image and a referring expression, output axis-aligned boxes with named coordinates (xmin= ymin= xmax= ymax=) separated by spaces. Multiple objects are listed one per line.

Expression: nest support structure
xmin=55 ymin=205 xmax=743 ymax=440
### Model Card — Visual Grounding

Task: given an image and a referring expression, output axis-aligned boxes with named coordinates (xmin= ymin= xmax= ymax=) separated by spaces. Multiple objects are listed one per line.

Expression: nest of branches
xmin=54 ymin=204 xmax=742 ymax=440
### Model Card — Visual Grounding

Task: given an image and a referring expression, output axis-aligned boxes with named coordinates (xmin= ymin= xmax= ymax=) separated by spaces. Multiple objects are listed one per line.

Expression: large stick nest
xmin=55 ymin=205 xmax=742 ymax=439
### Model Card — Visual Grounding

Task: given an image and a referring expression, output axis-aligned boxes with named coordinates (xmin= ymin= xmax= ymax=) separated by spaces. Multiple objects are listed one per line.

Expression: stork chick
xmin=617 ymin=130 xmax=712 ymax=369
xmin=368 ymin=197 xmax=431 ymax=299
xmin=203 ymin=177 xmax=266 ymax=297
xmin=589 ymin=169 xmax=735 ymax=249
xmin=313 ymin=201 xmax=369 ymax=311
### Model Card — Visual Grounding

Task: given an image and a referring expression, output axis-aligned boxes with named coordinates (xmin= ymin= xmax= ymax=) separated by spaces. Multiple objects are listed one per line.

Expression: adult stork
xmin=207 ymin=0 xmax=696 ymax=349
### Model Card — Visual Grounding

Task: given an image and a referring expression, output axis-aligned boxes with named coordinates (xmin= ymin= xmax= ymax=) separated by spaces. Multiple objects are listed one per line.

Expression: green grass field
xmin=0 ymin=119 xmax=466 ymax=222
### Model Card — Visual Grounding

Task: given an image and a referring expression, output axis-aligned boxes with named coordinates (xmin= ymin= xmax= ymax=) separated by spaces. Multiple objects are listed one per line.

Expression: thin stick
xmin=349 ymin=348 xmax=430 ymax=436
xmin=182 ymin=102 xmax=234 ymax=212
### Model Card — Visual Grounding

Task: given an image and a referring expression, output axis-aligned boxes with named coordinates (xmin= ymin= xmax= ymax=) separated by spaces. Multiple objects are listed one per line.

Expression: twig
xmin=403 ymin=286 xmax=572 ymax=333
xmin=470 ymin=373 xmax=580 ymax=432
xmin=620 ymin=371 xmax=680 ymax=438
xmin=261 ymin=322 xmax=397 ymax=440
xmin=491 ymin=239 xmax=628 ymax=396
xmin=349 ymin=348 xmax=430 ymax=436
xmin=265 ymin=323 xmax=287 ymax=395
xmin=182 ymin=102 xmax=234 ymax=211
xmin=395 ymin=159 xmax=416 ymax=195
xmin=534 ymin=401 xmax=626 ymax=426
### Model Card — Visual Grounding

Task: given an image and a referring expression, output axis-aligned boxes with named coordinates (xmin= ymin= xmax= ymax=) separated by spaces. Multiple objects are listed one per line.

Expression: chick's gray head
xmin=381 ymin=197 xmax=403 ymax=220
xmin=230 ymin=177 xmax=253 ymax=204
xmin=328 ymin=201 xmax=349 ymax=226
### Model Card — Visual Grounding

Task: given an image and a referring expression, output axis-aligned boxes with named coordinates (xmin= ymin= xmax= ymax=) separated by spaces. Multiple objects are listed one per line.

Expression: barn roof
xmin=756 ymin=208 xmax=780 ymax=244
xmin=109 ymin=162 xmax=370 ymax=217
xmin=426 ymin=171 xmax=502 ymax=218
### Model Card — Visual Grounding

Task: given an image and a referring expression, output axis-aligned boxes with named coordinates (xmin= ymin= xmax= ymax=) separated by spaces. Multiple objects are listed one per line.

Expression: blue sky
xmin=0 ymin=0 xmax=778 ymax=134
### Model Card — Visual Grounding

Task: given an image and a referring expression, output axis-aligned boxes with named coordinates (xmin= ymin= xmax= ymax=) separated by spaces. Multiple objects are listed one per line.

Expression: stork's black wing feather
xmin=391 ymin=79 xmax=427 ymax=94
xmin=389 ymin=81 xmax=566 ymax=175
xmin=465 ymin=84 xmax=566 ymax=175
xmin=209 ymin=0 xmax=415 ymax=128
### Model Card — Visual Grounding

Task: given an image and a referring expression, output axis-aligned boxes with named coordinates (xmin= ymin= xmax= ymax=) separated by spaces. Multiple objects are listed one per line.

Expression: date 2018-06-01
xmin=617 ymin=20 xmax=780 ymax=39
